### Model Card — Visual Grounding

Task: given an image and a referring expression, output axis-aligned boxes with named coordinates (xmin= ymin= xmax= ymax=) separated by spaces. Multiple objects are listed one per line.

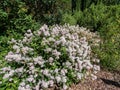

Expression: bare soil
xmin=69 ymin=71 xmax=120 ymax=90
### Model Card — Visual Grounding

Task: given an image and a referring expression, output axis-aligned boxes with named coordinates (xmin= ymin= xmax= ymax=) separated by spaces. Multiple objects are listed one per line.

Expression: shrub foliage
xmin=0 ymin=25 xmax=100 ymax=90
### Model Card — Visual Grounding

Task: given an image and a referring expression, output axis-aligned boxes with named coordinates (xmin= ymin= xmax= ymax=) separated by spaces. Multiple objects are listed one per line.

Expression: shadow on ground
xmin=100 ymin=78 xmax=120 ymax=88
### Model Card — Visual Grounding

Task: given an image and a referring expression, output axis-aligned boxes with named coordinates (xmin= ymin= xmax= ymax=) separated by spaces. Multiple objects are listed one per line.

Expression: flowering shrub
xmin=0 ymin=24 xmax=100 ymax=90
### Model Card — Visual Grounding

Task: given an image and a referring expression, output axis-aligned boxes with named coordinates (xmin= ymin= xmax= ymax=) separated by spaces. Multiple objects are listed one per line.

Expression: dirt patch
xmin=69 ymin=71 xmax=120 ymax=90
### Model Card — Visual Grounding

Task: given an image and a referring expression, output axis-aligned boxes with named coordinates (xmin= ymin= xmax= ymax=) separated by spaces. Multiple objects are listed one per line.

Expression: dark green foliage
xmin=80 ymin=4 xmax=120 ymax=71
xmin=61 ymin=13 xmax=77 ymax=25
xmin=78 ymin=4 xmax=108 ymax=31
xmin=102 ymin=0 xmax=120 ymax=5
xmin=61 ymin=4 xmax=120 ymax=71
xmin=22 ymin=0 xmax=71 ymax=25
xmin=72 ymin=0 xmax=120 ymax=12
xmin=22 ymin=0 xmax=58 ymax=24
xmin=0 ymin=10 xmax=8 ymax=34
xmin=97 ymin=17 xmax=120 ymax=71
xmin=0 ymin=0 xmax=39 ymax=36
xmin=62 ymin=4 xmax=108 ymax=28
xmin=0 ymin=0 xmax=40 ymax=66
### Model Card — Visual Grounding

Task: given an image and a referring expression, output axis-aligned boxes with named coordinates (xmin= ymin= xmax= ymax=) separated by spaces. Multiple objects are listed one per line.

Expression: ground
xmin=69 ymin=70 xmax=120 ymax=90
xmin=48 ymin=70 xmax=120 ymax=90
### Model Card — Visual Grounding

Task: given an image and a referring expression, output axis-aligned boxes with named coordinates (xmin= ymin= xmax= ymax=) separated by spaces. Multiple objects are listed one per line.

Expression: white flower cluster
xmin=0 ymin=24 xmax=100 ymax=90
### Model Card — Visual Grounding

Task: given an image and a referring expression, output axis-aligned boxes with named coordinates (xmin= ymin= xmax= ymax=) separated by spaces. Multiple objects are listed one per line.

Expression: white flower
xmin=96 ymin=59 xmax=100 ymax=63
xmin=63 ymin=84 xmax=68 ymax=90
xmin=61 ymin=69 xmax=66 ymax=76
xmin=92 ymin=59 xmax=100 ymax=63
xmin=9 ymin=70 xmax=15 ymax=76
xmin=1 ymin=66 xmax=11 ymax=72
xmin=55 ymin=76 xmax=61 ymax=83
xmin=93 ymin=65 xmax=100 ymax=71
xmin=18 ymin=86 xmax=25 ymax=90
xmin=60 ymin=36 xmax=66 ymax=45
xmin=48 ymin=57 xmax=54 ymax=63
xmin=29 ymin=65 xmax=35 ymax=70
xmin=77 ymin=73 xmax=83 ymax=80
xmin=62 ymin=77 xmax=67 ymax=83
xmin=75 ymin=63 xmax=78 ymax=70
xmin=19 ymin=82 xmax=25 ymax=87
xmin=86 ymin=65 xmax=92 ymax=70
xmin=15 ymin=67 xmax=23 ymax=73
xmin=49 ymin=75 xmax=54 ymax=79
xmin=27 ymin=29 xmax=31 ymax=33
xmin=49 ymin=80 xmax=54 ymax=87
xmin=5 ymin=54 xmax=22 ymax=62
xmin=65 ymin=61 xmax=71 ymax=67
xmin=54 ymin=69 xmax=59 ymax=73
xmin=52 ymin=49 xmax=61 ymax=57
xmin=44 ymin=31 xmax=50 ymax=36
xmin=0 ymin=82 xmax=2 ymax=84
xmin=35 ymin=82 xmax=40 ymax=90
xmin=33 ymin=56 xmax=44 ymax=65
xmin=26 ymin=77 xmax=34 ymax=82
xmin=3 ymin=73 xmax=10 ymax=79
xmin=9 ymin=78 xmax=13 ymax=82
xmin=42 ymin=69 xmax=50 ymax=76
xmin=11 ymin=38 xmax=16 ymax=43
xmin=41 ymin=81 xmax=49 ymax=88
xmin=54 ymin=41 xmax=61 ymax=45
xmin=3 ymin=69 xmax=15 ymax=79
xmin=7 ymin=51 xmax=14 ymax=55
xmin=13 ymin=45 xmax=19 ymax=50
xmin=25 ymin=84 xmax=31 ymax=89
xmin=25 ymin=32 xmax=33 ymax=38
xmin=44 ymin=48 xmax=52 ymax=53
xmin=91 ymin=74 xmax=97 ymax=80
xmin=21 ymin=46 xmax=31 ymax=55
xmin=69 ymin=56 xmax=75 ymax=63
xmin=48 ymin=37 xmax=55 ymax=42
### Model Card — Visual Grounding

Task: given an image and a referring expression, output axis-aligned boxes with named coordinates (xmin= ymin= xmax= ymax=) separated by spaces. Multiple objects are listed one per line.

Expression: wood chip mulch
xmin=69 ymin=71 xmax=120 ymax=90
